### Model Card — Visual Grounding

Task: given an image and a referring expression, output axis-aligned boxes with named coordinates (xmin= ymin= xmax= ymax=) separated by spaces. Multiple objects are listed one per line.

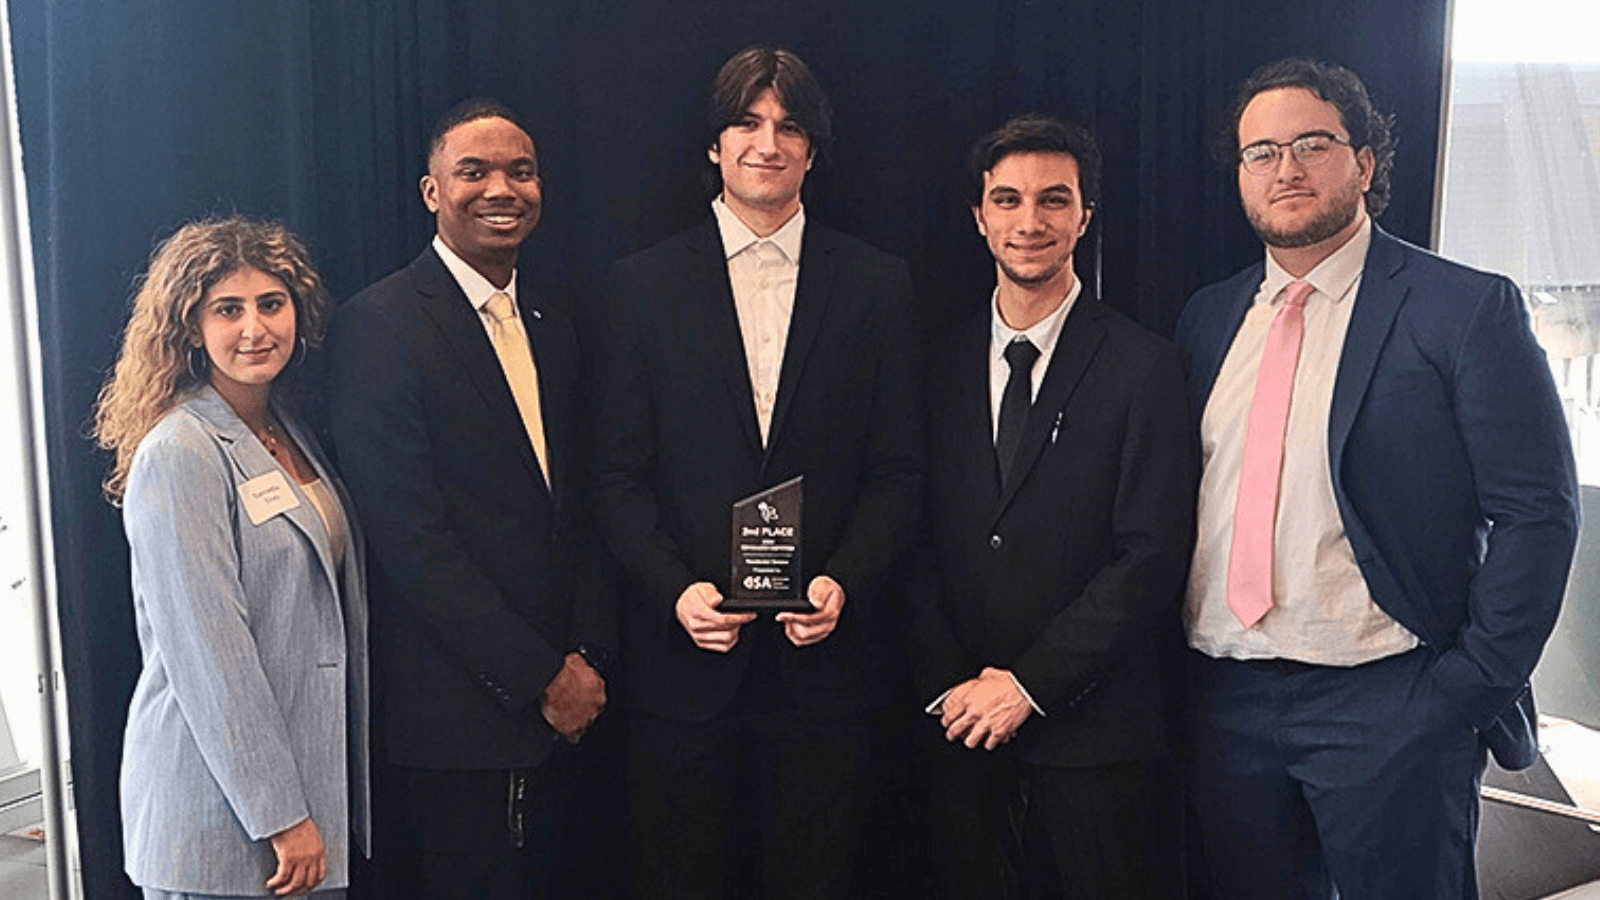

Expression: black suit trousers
xmin=628 ymin=707 xmax=872 ymax=900
xmin=375 ymin=758 xmax=572 ymax=900
xmin=925 ymin=732 xmax=1181 ymax=900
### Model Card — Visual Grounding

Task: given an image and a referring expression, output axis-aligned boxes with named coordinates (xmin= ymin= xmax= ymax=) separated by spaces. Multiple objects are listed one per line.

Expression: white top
xmin=713 ymin=197 xmax=804 ymax=445
xmin=1187 ymin=214 xmax=1418 ymax=664
xmin=988 ymin=280 xmax=1081 ymax=441
xmin=433 ymin=235 xmax=534 ymax=344
xmin=300 ymin=476 xmax=349 ymax=569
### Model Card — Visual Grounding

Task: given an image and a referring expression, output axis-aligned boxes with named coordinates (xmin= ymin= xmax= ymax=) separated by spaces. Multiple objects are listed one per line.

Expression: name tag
xmin=239 ymin=470 xmax=300 ymax=525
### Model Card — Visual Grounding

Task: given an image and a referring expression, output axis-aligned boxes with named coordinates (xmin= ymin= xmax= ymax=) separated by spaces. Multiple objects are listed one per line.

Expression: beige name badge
xmin=239 ymin=470 xmax=301 ymax=525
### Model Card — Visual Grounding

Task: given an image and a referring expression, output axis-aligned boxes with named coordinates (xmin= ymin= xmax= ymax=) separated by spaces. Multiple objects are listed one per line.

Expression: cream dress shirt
xmin=712 ymin=197 xmax=804 ymax=445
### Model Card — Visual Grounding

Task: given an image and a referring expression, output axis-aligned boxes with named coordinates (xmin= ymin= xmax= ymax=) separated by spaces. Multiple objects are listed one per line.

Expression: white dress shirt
xmin=433 ymin=235 xmax=536 ymax=342
xmin=989 ymin=280 xmax=1081 ymax=439
xmin=712 ymin=197 xmax=804 ymax=444
xmin=1187 ymin=215 xmax=1418 ymax=664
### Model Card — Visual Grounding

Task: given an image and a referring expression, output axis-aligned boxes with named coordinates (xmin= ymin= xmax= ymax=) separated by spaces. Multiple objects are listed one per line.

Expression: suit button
xmin=989 ymin=534 xmax=1003 ymax=550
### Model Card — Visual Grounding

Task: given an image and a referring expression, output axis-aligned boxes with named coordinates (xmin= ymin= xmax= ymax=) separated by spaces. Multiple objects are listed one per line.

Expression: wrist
xmin=575 ymin=642 xmax=613 ymax=681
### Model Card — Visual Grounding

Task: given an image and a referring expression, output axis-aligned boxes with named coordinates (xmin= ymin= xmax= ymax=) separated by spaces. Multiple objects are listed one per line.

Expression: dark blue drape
xmin=10 ymin=1 xmax=1445 ymax=897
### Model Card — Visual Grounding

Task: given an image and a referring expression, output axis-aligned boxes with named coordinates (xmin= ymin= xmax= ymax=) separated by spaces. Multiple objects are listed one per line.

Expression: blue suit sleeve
xmin=1428 ymin=276 xmax=1580 ymax=729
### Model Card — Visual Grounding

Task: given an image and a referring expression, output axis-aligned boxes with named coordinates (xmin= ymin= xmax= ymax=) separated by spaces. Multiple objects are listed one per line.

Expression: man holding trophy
xmin=592 ymin=46 xmax=921 ymax=900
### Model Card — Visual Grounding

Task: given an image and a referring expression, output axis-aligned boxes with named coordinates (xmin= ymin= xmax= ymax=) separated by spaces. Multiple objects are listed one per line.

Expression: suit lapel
xmin=952 ymin=318 xmax=1001 ymax=498
xmin=990 ymin=297 xmax=1107 ymax=526
xmin=1198 ymin=266 xmax=1261 ymax=407
xmin=519 ymin=292 xmax=564 ymax=507
xmin=764 ymin=224 xmax=836 ymax=461
xmin=278 ymin=407 xmax=365 ymax=582
xmin=685 ymin=218 xmax=765 ymax=460
xmin=279 ymin=402 xmax=370 ymax=843
xmin=188 ymin=388 xmax=340 ymax=593
xmin=1329 ymin=227 xmax=1410 ymax=479
xmin=411 ymin=250 xmax=551 ymax=496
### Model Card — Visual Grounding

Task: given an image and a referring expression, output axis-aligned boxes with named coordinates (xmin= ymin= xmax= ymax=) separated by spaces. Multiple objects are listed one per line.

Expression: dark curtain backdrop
xmin=9 ymin=1 xmax=1445 ymax=897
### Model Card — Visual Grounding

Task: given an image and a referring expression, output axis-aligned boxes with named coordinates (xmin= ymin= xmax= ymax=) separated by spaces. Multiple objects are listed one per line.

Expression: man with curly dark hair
xmin=1178 ymin=57 xmax=1578 ymax=900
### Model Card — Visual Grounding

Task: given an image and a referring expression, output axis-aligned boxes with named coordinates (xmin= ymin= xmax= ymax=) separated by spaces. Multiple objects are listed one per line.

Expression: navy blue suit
xmin=1176 ymin=226 xmax=1578 ymax=899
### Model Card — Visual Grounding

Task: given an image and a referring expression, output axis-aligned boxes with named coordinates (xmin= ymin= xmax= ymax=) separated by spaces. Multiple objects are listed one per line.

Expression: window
xmin=1438 ymin=0 xmax=1600 ymax=857
xmin=0 ymin=1 xmax=75 ymax=896
xmin=1438 ymin=0 xmax=1600 ymax=484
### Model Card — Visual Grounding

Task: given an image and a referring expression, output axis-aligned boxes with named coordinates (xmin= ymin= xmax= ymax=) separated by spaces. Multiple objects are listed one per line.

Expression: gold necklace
xmin=254 ymin=421 xmax=281 ymax=457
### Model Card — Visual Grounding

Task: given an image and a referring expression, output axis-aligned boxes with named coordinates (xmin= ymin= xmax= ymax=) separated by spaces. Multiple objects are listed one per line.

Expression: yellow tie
xmin=484 ymin=291 xmax=549 ymax=484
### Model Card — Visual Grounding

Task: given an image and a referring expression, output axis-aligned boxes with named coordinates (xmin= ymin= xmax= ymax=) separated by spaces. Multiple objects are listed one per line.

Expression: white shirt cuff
xmin=1008 ymin=671 xmax=1045 ymax=716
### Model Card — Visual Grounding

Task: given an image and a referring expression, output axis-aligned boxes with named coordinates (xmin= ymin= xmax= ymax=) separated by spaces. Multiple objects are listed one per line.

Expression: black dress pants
xmin=628 ymin=707 xmax=872 ymax=900
xmin=376 ymin=758 xmax=571 ymax=900
xmin=926 ymin=736 xmax=1181 ymax=900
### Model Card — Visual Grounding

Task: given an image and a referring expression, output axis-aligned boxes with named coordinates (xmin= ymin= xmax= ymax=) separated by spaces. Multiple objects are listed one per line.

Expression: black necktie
xmin=996 ymin=338 xmax=1040 ymax=485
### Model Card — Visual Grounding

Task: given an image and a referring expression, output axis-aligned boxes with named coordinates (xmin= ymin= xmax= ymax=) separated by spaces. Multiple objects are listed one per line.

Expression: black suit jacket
xmin=908 ymin=297 xmax=1197 ymax=768
xmin=326 ymin=246 xmax=613 ymax=768
xmin=593 ymin=216 xmax=922 ymax=723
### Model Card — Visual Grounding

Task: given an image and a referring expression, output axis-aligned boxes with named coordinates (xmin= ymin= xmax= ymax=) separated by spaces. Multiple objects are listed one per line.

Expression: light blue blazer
xmin=120 ymin=386 xmax=370 ymax=895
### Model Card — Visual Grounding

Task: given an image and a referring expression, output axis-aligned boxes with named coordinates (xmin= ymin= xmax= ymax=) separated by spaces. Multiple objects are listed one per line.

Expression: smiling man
xmin=1177 ymin=59 xmax=1578 ymax=899
xmin=326 ymin=99 xmax=613 ymax=900
xmin=592 ymin=47 xmax=920 ymax=900
xmin=905 ymin=114 xmax=1195 ymax=898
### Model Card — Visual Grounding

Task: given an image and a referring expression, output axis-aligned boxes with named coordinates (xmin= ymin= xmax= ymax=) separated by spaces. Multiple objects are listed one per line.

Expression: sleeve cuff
xmin=1008 ymin=671 xmax=1045 ymax=717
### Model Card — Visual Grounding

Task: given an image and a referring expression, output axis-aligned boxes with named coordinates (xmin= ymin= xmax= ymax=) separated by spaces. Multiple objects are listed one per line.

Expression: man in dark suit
xmin=592 ymin=47 xmax=920 ymax=900
xmin=326 ymin=98 xmax=611 ymax=900
xmin=1177 ymin=58 xmax=1579 ymax=900
xmin=906 ymin=114 xmax=1196 ymax=899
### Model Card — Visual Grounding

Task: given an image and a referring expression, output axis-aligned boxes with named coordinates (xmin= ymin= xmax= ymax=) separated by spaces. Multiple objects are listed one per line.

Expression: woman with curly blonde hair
xmin=93 ymin=215 xmax=368 ymax=899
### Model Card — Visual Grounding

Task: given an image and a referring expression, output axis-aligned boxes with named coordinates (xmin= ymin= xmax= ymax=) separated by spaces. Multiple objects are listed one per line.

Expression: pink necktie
xmin=1227 ymin=279 xmax=1313 ymax=628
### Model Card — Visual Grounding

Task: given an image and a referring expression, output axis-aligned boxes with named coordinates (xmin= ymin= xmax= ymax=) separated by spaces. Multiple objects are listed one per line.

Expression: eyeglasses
xmin=1238 ymin=131 xmax=1353 ymax=176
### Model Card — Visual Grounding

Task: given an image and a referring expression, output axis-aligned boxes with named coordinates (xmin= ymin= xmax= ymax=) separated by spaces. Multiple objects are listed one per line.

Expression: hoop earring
xmin=186 ymin=346 xmax=209 ymax=383
xmin=290 ymin=335 xmax=308 ymax=368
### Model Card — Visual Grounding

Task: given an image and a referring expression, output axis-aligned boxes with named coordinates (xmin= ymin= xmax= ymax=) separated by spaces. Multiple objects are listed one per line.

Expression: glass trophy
xmin=724 ymin=475 xmax=810 ymax=612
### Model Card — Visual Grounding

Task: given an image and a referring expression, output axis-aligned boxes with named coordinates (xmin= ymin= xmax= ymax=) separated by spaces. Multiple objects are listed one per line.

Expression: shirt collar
xmin=712 ymin=196 xmax=806 ymax=264
xmin=990 ymin=279 xmax=1080 ymax=363
xmin=433 ymin=234 xmax=517 ymax=314
xmin=1260 ymin=213 xmax=1372 ymax=307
